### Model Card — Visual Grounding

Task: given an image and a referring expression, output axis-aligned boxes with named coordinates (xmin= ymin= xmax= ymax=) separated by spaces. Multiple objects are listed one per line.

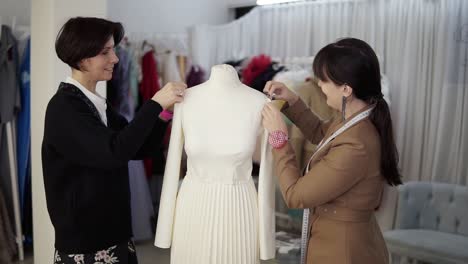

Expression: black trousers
xmin=53 ymin=240 xmax=138 ymax=264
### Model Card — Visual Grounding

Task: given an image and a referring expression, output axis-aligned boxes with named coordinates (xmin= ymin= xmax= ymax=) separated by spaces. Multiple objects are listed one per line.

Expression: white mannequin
xmin=154 ymin=64 xmax=276 ymax=263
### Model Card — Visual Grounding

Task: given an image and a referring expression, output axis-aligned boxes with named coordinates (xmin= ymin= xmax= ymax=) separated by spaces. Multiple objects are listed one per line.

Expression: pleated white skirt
xmin=170 ymin=176 xmax=260 ymax=264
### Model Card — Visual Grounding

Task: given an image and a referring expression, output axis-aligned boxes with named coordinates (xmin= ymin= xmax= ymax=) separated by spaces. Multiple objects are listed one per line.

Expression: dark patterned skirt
xmin=53 ymin=240 xmax=138 ymax=264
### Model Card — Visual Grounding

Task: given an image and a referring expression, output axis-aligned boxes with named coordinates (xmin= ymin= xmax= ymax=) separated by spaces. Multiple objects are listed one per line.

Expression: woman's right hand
xmin=152 ymin=82 xmax=187 ymax=110
xmin=263 ymin=81 xmax=299 ymax=106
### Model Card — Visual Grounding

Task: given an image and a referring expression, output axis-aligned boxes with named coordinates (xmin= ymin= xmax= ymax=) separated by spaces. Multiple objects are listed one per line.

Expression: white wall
xmin=226 ymin=0 xmax=256 ymax=8
xmin=108 ymin=0 xmax=232 ymax=34
xmin=0 ymin=0 xmax=31 ymax=26
xmin=31 ymin=1 xmax=107 ymax=264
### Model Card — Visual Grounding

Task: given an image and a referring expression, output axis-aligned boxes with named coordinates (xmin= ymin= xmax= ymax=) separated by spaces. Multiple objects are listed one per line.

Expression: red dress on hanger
xmin=139 ymin=50 xmax=161 ymax=177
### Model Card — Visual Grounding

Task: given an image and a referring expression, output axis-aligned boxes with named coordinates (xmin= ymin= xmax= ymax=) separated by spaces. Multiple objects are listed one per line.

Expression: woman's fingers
xmin=153 ymin=82 xmax=188 ymax=109
xmin=263 ymin=81 xmax=289 ymax=100
xmin=263 ymin=81 xmax=273 ymax=94
xmin=171 ymin=82 xmax=187 ymax=97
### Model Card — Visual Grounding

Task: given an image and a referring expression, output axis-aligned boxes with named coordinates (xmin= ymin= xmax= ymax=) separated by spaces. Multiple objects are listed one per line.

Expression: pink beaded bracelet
xmin=268 ymin=130 xmax=289 ymax=149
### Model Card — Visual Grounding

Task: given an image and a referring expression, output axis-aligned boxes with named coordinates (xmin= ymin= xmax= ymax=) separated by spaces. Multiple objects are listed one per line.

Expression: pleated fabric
xmin=155 ymin=69 xmax=276 ymax=262
xmin=170 ymin=176 xmax=260 ymax=264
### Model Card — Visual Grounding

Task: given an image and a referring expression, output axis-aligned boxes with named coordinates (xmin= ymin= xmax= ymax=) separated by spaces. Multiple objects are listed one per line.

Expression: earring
xmin=342 ymin=96 xmax=347 ymax=121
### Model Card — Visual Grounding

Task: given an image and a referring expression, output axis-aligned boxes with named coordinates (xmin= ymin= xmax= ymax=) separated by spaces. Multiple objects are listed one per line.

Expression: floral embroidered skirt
xmin=54 ymin=240 xmax=138 ymax=264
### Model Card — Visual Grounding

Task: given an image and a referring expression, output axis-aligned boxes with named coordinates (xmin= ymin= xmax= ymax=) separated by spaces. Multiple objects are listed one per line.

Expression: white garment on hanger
xmin=160 ymin=51 xmax=182 ymax=85
xmin=154 ymin=64 xmax=276 ymax=263
xmin=273 ymin=69 xmax=311 ymax=92
xmin=381 ymin=74 xmax=391 ymax=107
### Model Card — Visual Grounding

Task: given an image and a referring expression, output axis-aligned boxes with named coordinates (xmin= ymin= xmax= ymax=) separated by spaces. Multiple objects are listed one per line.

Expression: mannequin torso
xmin=154 ymin=64 xmax=276 ymax=263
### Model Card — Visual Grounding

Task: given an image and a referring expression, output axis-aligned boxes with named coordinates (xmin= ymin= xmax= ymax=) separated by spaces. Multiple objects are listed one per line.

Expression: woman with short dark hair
xmin=42 ymin=17 xmax=186 ymax=264
xmin=262 ymin=38 xmax=401 ymax=264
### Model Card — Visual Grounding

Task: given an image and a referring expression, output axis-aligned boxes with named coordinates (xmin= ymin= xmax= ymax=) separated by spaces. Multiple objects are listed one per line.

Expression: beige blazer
xmin=273 ymin=99 xmax=389 ymax=264
xmin=288 ymin=79 xmax=336 ymax=169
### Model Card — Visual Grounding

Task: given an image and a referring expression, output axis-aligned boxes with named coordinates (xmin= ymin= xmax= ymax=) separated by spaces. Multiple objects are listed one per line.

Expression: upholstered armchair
xmin=383 ymin=181 xmax=468 ymax=264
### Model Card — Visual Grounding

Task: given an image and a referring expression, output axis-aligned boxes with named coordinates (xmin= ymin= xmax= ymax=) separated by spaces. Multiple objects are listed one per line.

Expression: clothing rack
xmin=141 ymin=39 xmax=171 ymax=56
xmin=127 ymin=32 xmax=189 ymax=56
xmin=138 ymin=37 xmax=188 ymax=81
xmin=1 ymin=16 xmax=26 ymax=261
xmin=273 ymin=56 xmax=315 ymax=70
xmin=4 ymin=122 xmax=24 ymax=261
xmin=141 ymin=40 xmax=156 ymax=52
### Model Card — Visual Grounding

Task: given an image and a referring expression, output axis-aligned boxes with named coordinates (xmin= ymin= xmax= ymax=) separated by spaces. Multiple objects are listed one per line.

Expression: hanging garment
xmin=250 ymin=62 xmax=284 ymax=92
xmin=127 ymin=160 xmax=154 ymax=241
xmin=185 ymin=65 xmax=205 ymax=88
xmin=16 ymin=37 xmax=33 ymax=243
xmin=22 ymin=154 xmax=33 ymax=243
xmin=108 ymin=48 xmax=154 ymax=242
xmin=273 ymin=69 xmax=311 ymax=93
xmin=0 ymin=127 xmax=14 ymax=225
xmin=155 ymin=65 xmax=275 ymax=264
xmin=128 ymin=46 xmax=141 ymax=109
xmin=108 ymin=46 xmax=132 ymax=120
xmin=381 ymin=74 xmax=391 ymax=106
xmin=16 ymin=38 xmax=30 ymax=211
xmin=139 ymin=51 xmax=160 ymax=101
xmin=160 ymin=51 xmax=182 ymax=85
xmin=140 ymin=50 xmax=161 ymax=177
xmin=0 ymin=25 xmax=21 ymax=124
xmin=0 ymin=25 xmax=20 ymax=236
xmin=156 ymin=51 xmax=180 ymax=175
xmin=242 ymin=54 xmax=271 ymax=86
xmin=0 ymin=185 xmax=16 ymax=264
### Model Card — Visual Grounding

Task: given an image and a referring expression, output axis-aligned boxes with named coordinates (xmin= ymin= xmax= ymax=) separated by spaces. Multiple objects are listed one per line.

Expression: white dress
xmin=154 ymin=65 xmax=276 ymax=264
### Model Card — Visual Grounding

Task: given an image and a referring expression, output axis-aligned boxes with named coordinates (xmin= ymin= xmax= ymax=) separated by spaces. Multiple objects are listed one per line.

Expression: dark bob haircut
xmin=55 ymin=17 xmax=124 ymax=70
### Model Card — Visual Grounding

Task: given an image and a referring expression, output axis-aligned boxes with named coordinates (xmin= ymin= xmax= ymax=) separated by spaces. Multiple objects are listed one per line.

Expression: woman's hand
xmin=152 ymin=82 xmax=187 ymax=110
xmin=263 ymin=81 xmax=299 ymax=106
xmin=262 ymin=103 xmax=288 ymax=134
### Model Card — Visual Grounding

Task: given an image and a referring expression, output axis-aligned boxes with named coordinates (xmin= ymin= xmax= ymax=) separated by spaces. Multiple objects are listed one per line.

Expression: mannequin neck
xmin=207 ymin=64 xmax=241 ymax=87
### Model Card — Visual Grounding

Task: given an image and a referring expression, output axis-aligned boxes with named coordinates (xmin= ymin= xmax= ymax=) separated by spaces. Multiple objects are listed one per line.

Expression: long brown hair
xmin=312 ymin=38 xmax=402 ymax=186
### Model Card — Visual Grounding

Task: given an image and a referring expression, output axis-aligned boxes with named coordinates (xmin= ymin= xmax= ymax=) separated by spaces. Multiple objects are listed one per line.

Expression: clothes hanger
xmin=120 ymin=36 xmax=130 ymax=47
xmin=7 ymin=15 xmax=30 ymax=41
xmin=16 ymin=25 xmax=30 ymax=41
xmin=141 ymin=40 xmax=156 ymax=53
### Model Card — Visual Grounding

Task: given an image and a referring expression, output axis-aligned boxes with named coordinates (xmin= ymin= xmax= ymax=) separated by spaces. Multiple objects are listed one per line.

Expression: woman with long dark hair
xmin=262 ymin=38 xmax=401 ymax=264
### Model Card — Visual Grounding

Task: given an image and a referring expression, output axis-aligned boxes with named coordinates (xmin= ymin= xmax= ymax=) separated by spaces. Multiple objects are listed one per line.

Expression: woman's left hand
xmin=262 ymin=103 xmax=288 ymax=134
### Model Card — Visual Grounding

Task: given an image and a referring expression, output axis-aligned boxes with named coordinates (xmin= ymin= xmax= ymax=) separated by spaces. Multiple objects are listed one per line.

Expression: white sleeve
xmin=154 ymin=103 xmax=184 ymax=248
xmin=258 ymin=128 xmax=276 ymax=260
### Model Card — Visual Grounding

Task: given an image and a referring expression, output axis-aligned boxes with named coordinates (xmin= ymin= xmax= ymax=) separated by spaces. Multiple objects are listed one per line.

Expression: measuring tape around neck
xmin=299 ymin=107 xmax=374 ymax=264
